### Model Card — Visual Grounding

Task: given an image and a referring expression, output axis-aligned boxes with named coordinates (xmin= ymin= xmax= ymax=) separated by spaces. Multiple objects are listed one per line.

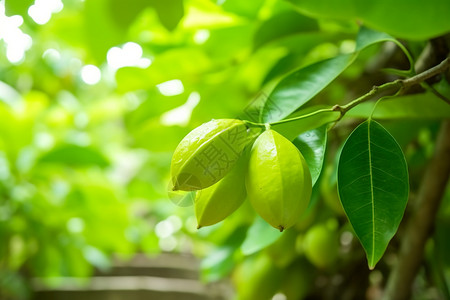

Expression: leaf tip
xmin=368 ymin=257 xmax=378 ymax=270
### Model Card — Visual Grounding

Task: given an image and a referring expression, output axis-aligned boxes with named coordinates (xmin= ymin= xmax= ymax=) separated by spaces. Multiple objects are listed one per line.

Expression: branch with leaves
xmin=245 ymin=56 xmax=450 ymax=129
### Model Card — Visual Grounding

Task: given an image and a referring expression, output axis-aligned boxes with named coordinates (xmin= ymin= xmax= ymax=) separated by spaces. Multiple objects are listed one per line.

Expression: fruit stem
xmin=243 ymin=120 xmax=266 ymax=128
xmin=243 ymin=108 xmax=335 ymax=127
xmin=268 ymin=108 xmax=335 ymax=126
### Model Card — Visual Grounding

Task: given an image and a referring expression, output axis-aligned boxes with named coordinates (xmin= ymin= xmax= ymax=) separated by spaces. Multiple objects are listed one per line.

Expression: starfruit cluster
xmin=170 ymin=119 xmax=312 ymax=231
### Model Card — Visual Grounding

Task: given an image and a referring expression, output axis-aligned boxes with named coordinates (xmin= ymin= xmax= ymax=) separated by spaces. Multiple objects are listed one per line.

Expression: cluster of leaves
xmin=0 ymin=0 xmax=449 ymax=299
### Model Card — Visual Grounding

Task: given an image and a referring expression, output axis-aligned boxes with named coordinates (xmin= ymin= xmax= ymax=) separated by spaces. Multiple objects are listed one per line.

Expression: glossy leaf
xmin=261 ymin=54 xmax=355 ymax=123
xmin=262 ymin=31 xmax=348 ymax=84
xmin=355 ymin=26 xmax=394 ymax=52
xmin=293 ymin=126 xmax=327 ymax=186
xmin=356 ymin=26 xmax=413 ymax=72
xmin=337 ymin=120 xmax=409 ymax=269
xmin=261 ymin=26 xmax=410 ymax=126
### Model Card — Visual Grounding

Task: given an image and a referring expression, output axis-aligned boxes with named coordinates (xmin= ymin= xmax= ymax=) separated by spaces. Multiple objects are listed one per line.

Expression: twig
xmin=402 ymin=57 xmax=450 ymax=88
xmin=382 ymin=121 xmax=450 ymax=300
xmin=337 ymin=57 xmax=450 ymax=117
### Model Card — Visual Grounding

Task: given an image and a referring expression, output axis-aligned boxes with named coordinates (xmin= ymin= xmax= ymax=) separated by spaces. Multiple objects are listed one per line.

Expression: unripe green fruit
xmin=246 ymin=130 xmax=312 ymax=231
xmin=171 ymin=119 xmax=259 ymax=191
xmin=195 ymin=156 xmax=247 ymax=228
xmin=303 ymin=220 xmax=339 ymax=269
xmin=232 ymin=253 xmax=282 ymax=300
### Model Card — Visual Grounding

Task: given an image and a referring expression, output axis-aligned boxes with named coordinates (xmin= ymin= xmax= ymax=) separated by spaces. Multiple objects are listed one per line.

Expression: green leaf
xmin=201 ymin=226 xmax=247 ymax=281
xmin=355 ymin=27 xmax=413 ymax=72
xmin=260 ymin=26 xmax=413 ymax=124
xmin=125 ymin=90 xmax=188 ymax=129
xmin=241 ymin=216 xmax=282 ymax=255
xmin=129 ymin=120 xmax=190 ymax=152
xmin=293 ymin=126 xmax=327 ymax=186
xmin=261 ymin=54 xmax=355 ymax=123
xmin=287 ymin=0 xmax=450 ymax=40
xmin=337 ymin=120 xmax=409 ymax=269
xmin=434 ymin=78 xmax=450 ymax=98
xmin=38 ymin=145 xmax=109 ymax=167
xmin=355 ymin=26 xmax=394 ymax=52
xmin=221 ymin=0 xmax=265 ymax=19
xmin=84 ymin=0 xmax=124 ymax=63
xmin=253 ymin=11 xmax=318 ymax=50
xmin=346 ymin=93 xmax=450 ymax=120
xmin=109 ymin=0 xmax=184 ymax=31
xmin=360 ymin=0 xmax=450 ymax=40
xmin=150 ymin=0 xmax=184 ymax=31
xmin=4 ymin=0 xmax=33 ymax=17
xmin=109 ymin=0 xmax=152 ymax=28
xmin=116 ymin=48 xmax=211 ymax=92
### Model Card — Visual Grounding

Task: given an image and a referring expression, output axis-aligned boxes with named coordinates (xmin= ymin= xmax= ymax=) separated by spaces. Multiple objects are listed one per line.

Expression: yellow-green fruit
xmin=246 ymin=130 xmax=312 ymax=231
xmin=195 ymin=156 xmax=247 ymax=228
xmin=171 ymin=119 xmax=259 ymax=191
xmin=303 ymin=220 xmax=339 ymax=269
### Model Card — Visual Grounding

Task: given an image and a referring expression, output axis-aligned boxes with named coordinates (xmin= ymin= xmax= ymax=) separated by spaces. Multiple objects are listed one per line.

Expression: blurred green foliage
xmin=0 ymin=0 xmax=449 ymax=299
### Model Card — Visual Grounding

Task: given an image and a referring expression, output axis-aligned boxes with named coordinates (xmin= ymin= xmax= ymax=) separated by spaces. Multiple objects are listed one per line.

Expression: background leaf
xmin=346 ymin=93 xmax=450 ymax=120
xmin=287 ymin=0 xmax=450 ymax=40
xmin=337 ymin=120 xmax=409 ymax=269
xmin=241 ymin=216 xmax=281 ymax=255
xmin=38 ymin=145 xmax=109 ymax=167
xmin=110 ymin=0 xmax=184 ymax=31
xmin=4 ymin=0 xmax=33 ymax=17
xmin=253 ymin=11 xmax=318 ymax=50
xmin=84 ymin=0 xmax=124 ymax=63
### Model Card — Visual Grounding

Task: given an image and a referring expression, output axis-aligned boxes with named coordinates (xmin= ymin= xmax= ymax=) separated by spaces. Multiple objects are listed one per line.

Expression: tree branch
xmin=402 ymin=56 xmax=450 ymax=88
xmin=382 ymin=120 xmax=450 ymax=300
xmin=335 ymin=56 xmax=450 ymax=116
